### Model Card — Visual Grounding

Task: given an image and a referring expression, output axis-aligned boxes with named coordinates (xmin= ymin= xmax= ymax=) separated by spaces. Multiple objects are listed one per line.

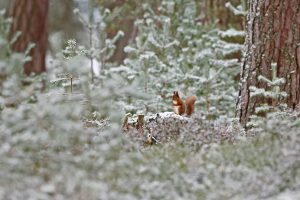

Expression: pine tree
xmin=236 ymin=0 xmax=300 ymax=126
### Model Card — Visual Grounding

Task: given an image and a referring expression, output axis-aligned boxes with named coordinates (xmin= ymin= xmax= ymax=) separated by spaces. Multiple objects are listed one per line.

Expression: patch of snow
xmin=40 ymin=184 xmax=56 ymax=195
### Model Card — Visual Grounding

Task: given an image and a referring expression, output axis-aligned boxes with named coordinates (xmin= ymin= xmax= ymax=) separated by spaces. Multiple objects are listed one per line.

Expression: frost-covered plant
xmin=0 ymin=9 xmax=37 ymax=109
xmin=3 ymin=3 xmax=300 ymax=200
xmin=73 ymin=7 xmax=124 ymax=82
xmin=50 ymin=40 xmax=88 ymax=92
xmin=0 ymin=9 xmax=141 ymax=199
xmin=49 ymin=8 xmax=145 ymax=117
xmin=114 ymin=0 xmax=243 ymax=118
xmin=250 ymin=63 xmax=287 ymax=111
xmin=109 ymin=109 xmax=300 ymax=200
xmin=225 ymin=1 xmax=247 ymax=16
xmin=248 ymin=63 xmax=288 ymax=128
xmin=52 ymin=7 xmax=124 ymax=86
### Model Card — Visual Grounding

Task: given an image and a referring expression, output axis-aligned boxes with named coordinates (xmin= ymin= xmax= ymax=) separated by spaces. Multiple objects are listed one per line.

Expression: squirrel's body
xmin=172 ymin=91 xmax=196 ymax=116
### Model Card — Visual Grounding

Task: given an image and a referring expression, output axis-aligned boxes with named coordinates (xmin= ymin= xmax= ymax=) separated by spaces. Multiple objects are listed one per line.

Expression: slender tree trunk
xmin=9 ymin=0 xmax=49 ymax=75
xmin=236 ymin=0 xmax=300 ymax=126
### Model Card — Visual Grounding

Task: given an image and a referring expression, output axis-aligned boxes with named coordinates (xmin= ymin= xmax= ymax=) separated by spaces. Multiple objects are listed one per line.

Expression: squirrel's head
xmin=172 ymin=91 xmax=180 ymax=100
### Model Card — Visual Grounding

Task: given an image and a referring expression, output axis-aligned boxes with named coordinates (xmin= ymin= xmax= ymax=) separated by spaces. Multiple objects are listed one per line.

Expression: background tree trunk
xmin=236 ymin=0 xmax=300 ymax=126
xmin=201 ymin=0 xmax=245 ymax=29
xmin=9 ymin=0 xmax=49 ymax=75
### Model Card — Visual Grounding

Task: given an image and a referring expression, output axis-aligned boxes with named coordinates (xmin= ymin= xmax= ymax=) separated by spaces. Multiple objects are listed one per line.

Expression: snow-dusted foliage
xmin=54 ymin=7 xmax=124 ymax=86
xmin=122 ymin=110 xmax=300 ymax=200
xmin=1 ymin=2 xmax=300 ymax=200
xmin=225 ymin=1 xmax=247 ymax=16
xmin=247 ymin=63 xmax=288 ymax=128
xmin=116 ymin=1 xmax=242 ymax=118
xmin=0 ymin=9 xmax=139 ymax=199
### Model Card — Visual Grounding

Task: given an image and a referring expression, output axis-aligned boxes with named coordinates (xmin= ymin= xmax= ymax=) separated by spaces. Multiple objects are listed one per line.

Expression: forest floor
xmin=1 ymin=110 xmax=300 ymax=199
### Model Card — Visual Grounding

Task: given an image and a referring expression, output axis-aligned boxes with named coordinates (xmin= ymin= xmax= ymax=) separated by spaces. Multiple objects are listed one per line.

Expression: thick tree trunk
xmin=236 ymin=0 xmax=300 ymax=126
xmin=9 ymin=0 xmax=49 ymax=75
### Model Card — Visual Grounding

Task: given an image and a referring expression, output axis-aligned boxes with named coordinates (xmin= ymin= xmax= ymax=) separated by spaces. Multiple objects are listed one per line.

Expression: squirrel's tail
xmin=185 ymin=96 xmax=196 ymax=116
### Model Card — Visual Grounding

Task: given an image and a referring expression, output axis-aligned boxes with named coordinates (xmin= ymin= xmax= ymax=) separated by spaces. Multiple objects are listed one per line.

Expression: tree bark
xmin=236 ymin=0 xmax=300 ymax=126
xmin=9 ymin=0 xmax=49 ymax=75
xmin=201 ymin=0 xmax=244 ymax=29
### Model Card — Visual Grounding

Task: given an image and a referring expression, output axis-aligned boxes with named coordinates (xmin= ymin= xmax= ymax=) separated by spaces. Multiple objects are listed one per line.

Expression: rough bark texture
xmin=9 ymin=0 xmax=49 ymax=74
xmin=236 ymin=0 xmax=300 ymax=126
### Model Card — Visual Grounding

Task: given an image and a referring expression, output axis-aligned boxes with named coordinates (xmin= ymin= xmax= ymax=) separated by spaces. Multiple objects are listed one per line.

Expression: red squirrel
xmin=172 ymin=91 xmax=196 ymax=116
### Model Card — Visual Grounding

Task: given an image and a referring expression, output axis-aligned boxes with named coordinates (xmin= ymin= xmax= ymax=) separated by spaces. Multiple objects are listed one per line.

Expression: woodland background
xmin=1 ymin=0 xmax=300 ymax=199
